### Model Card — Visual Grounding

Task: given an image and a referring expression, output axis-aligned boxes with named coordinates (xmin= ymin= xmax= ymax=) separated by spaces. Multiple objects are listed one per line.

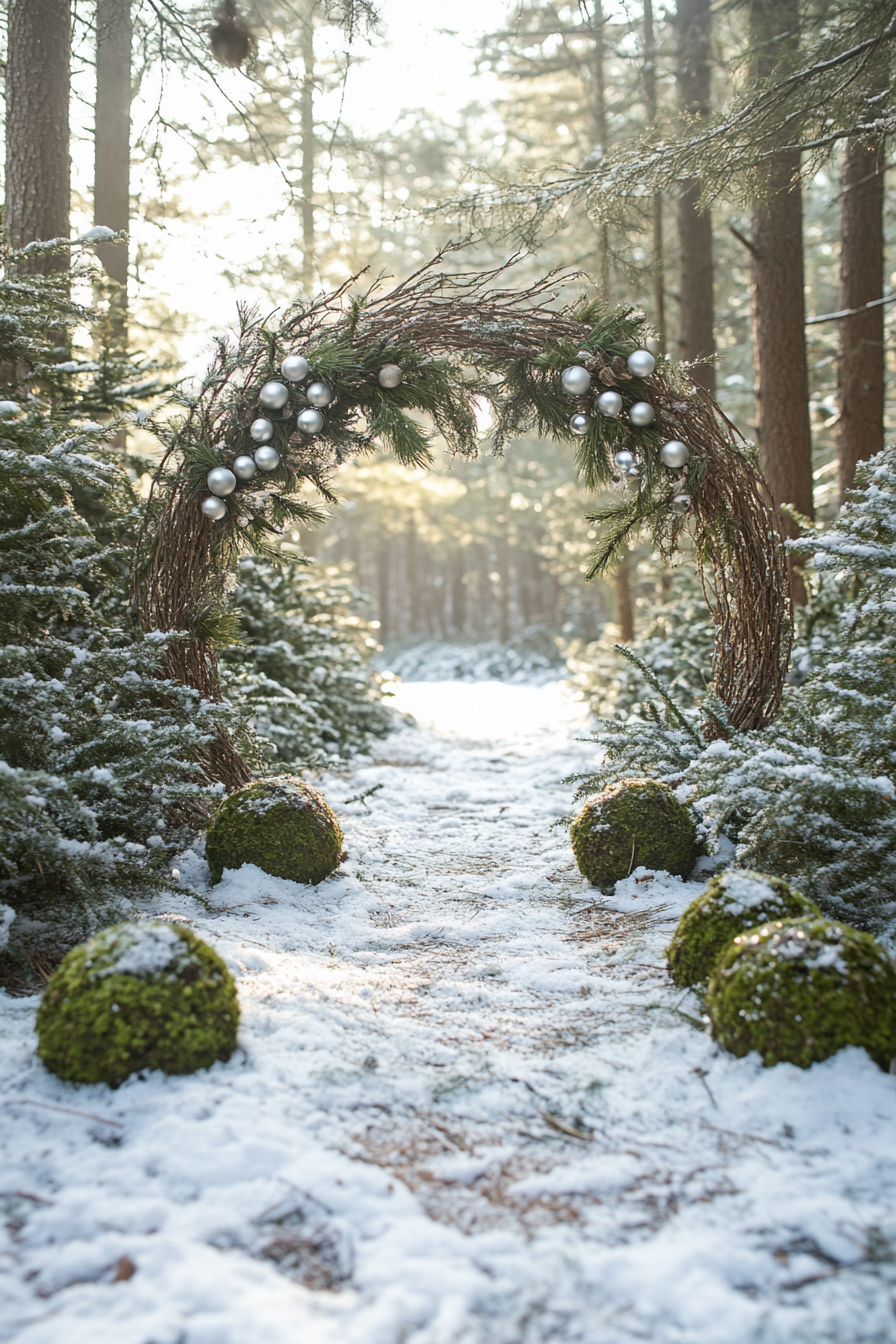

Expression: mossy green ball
xmin=36 ymin=922 xmax=239 ymax=1088
xmin=570 ymin=778 xmax=697 ymax=887
xmin=667 ymin=869 xmax=820 ymax=987
xmin=707 ymin=916 xmax=896 ymax=1070
xmin=206 ymin=778 xmax=343 ymax=886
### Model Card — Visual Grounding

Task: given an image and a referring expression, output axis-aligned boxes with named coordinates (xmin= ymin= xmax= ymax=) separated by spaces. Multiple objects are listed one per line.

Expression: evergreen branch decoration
xmin=134 ymin=249 xmax=791 ymax=788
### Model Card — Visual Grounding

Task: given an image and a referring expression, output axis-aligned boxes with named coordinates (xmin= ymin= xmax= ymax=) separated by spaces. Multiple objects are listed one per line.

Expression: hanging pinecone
xmin=209 ymin=0 xmax=253 ymax=68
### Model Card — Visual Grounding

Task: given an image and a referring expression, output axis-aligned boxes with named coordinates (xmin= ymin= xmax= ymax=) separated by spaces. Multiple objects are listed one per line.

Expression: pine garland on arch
xmin=133 ymin=250 xmax=792 ymax=788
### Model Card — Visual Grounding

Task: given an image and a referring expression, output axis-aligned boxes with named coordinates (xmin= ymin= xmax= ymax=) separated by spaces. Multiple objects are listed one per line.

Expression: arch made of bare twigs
xmin=134 ymin=251 xmax=792 ymax=788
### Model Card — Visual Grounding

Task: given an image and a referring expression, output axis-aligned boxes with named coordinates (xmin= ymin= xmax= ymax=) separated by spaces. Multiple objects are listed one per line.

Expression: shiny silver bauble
xmin=206 ymin=466 xmax=237 ymax=497
xmin=629 ymin=401 xmax=655 ymax=426
xmin=626 ymin=465 xmax=641 ymax=478
xmin=249 ymin=417 xmax=274 ymax=443
xmin=627 ymin=349 xmax=656 ymax=378
xmin=597 ymin=390 xmax=623 ymax=417
xmin=569 ymin=412 xmax=591 ymax=436
xmin=377 ymin=364 xmax=403 ymax=389
xmin=660 ymin=439 xmax=690 ymax=469
xmin=201 ymin=496 xmax=228 ymax=521
xmin=561 ymin=364 xmax=591 ymax=395
xmin=281 ymin=354 xmax=310 ymax=383
xmin=259 ymin=380 xmax=289 ymax=410
xmin=613 ymin=450 xmax=635 ymax=470
xmin=305 ymin=381 xmax=333 ymax=407
xmin=297 ymin=407 xmax=325 ymax=435
xmin=645 ymin=337 xmax=661 ymax=356
xmin=254 ymin=445 xmax=281 ymax=471
xmin=233 ymin=454 xmax=257 ymax=481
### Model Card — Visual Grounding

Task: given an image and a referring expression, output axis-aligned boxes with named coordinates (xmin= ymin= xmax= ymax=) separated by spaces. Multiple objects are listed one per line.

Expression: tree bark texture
xmin=6 ymin=0 xmax=72 ymax=272
xmin=94 ymin=0 xmax=132 ymax=290
xmin=675 ymin=0 xmax=715 ymax=393
xmin=837 ymin=133 xmax=885 ymax=499
xmin=300 ymin=11 xmax=316 ymax=293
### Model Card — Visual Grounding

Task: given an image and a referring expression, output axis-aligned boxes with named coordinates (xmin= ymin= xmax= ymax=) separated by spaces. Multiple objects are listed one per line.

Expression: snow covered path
xmin=4 ymin=680 xmax=896 ymax=1344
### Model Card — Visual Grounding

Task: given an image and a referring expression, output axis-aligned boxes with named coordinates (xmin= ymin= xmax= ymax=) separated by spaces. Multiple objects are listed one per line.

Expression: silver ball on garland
xmin=207 ymin=466 xmax=237 ymax=497
xmin=672 ymin=493 xmax=691 ymax=512
xmin=254 ymin=445 xmax=280 ymax=471
xmin=645 ymin=337 xmax=661 ymax=357
xmin=233 ymin=454 xmax=257 ymax=481
xmin=561 ymin=364 xmax=591 ymax=395
xmin=377 ymin=364 xmax=403 ymax=389
xmin=297 ymin=407 xmax=325 ymax=435
xmin=613 ymin=449 xmax=634 ymax=470
xmin=201 ymin=496 xmax=228 ymax=521
xmin=306 ymin=381 xmax=333 ymax=407
xmin=626 ymin=465 xmax=641 ymax=479
xmin=660 ymin=439 xmax=690 ymax=469
xmin=281 ymin=354 xmax=310 ymax=383
xmin=627 ymin=349 xmax=656 ymax=378
xmin=250 ymin=417 xmax=274 ymax=443
xmin=259 ymin=380 xmax=289 ymax=410
xmin=569 ymin=412 xmax=591 ymax=436
xmin=629 ymin=401 xmax=655 ymax=426
xmin=597 ymin=390 xmax=623 ymax=418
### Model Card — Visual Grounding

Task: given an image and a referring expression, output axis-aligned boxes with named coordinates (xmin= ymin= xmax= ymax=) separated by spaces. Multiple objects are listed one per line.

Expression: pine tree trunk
xmin=94 ymin=0 xmax=132 ymax=312
xmin=837 ymin=133 xmax=885 ymax=498
xmin=750 ymin=0 xmax=813 ymax=604
xmin=615 ymin=555 xmax=634 ymax=642
xmin=643 ymin=0 xmax=665 ymax=340
xmin=592 ymin=0 xmax=611 ymax=297
xmin=675 ymin=0 xmax=715 ymax=393
xmin=300 ymin=10 xmax=315 ymax=293
xmin=6 ymin=0 xmax=72 ymax=273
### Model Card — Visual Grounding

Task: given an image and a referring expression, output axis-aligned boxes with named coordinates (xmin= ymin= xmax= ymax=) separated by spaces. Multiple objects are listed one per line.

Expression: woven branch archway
xmin=135 ymin=253 xmax=792 ymax=788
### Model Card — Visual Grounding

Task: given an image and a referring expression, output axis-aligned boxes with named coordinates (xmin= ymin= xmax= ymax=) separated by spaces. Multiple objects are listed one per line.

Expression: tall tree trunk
xmin=643 ymin=0 xmax=665 ymax=341
xmin=750 ymin=0 xmax=813 ymax=604
xmin=837 ymin=133 xmax=885 ymax=498
xmin=675 ymin=0 xmax=715 ymax=392
xmin=300 ymin=10 xmax=315 ymax=293
xmin=376 ymin=539 xmax=390 ymax=643
xmin=6 ymin=0 xmax=72 ymax=274
xmin=614 ymin=554 xmax=634 ymax=642
xmin=94 ymin=0 xmax=132 ymax=336
xmin=592 ymin=0 xmax=611 ymax=298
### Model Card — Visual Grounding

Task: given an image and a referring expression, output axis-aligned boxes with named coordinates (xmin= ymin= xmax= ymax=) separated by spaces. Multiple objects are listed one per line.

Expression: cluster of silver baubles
xmin=561 ymin=349 xmax=691 ymax=494
xmin=201 ymin=356 xmax=405 ymax=521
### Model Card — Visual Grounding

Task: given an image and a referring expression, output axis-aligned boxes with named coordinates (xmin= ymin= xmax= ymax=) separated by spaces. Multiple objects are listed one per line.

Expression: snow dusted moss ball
xmin=570 ymin=778 xmax=697 ymax=888
xmin=666 ymin=870 xmax=820 ymax=987
xmin=206 ymin=778 xmax=343 ymax=885
xmin=707 ymin=917 xmax=896 ymax=1070
xmin=36 ymin=922 xmax=239 ymax=1088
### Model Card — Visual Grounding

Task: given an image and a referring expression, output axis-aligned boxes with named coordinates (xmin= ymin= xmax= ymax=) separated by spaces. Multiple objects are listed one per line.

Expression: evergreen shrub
xmin=36 ymin=921 xmax=239 ymax=1087
xmin=205 ymin=777 xmax=343 ymax=885
xmin=706 ymin=917 xmax=896 ymax=1070
xmin=667 ymin=870 xmax=819 ymax=987
xmin=570 ymin=778 xmax=697 ymax=887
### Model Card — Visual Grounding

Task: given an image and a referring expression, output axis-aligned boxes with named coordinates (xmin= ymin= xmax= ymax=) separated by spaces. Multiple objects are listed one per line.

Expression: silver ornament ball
xmin=306 ymin=380 xmax=333 ymax=407
xmin=645 ymin=337 xmax=661 ymax=356
xmin=201 ymin=496 xmax=228 ymax=521
xmin=561 ymin=364 xmax=592 ymax=395
xmin=254 ymin=445 xmax=280 ymax=472
xmin=377 ymin=364 xmax=403 ymax=389
xmin=259 ymin=380 xmax=289 ymax=410
xmin=297 ymin=407 xmax=325 ymax=435
xmin=597 ymin=390 xmax=623 ymax=418
xmin=281 ymin=354 xmax=310 ymax=383
xmin=627 ymin=349 xmax=656 ymax=378
xmin=626 ymin=465 xmax=642 ymax=478
xmin=569 ymin=412 xmax=591 ymax=436
xmin=250 ymin=417 xmax=274 ymax=443
xmin=207 ymin=466 xmax=237 ymax=497
xmin=660 ymin=439 xmax=690 ymax=469
xmin=629 ymin=400 xmax=655 ymax=426
xmin=233 ymin=454 xmax=257 ymax=481
xmin=613 ymin=450 xmax=635 ymax=470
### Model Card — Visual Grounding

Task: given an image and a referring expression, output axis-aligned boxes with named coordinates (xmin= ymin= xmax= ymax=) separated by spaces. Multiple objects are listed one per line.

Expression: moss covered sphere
xmin=707 ymin=916 xmax=896 ymax=1070
xmin=206 ymin=778 xmax=343 ymax=885
xmin=36 ymin=922 xmax=239 ymax=1087
xmin=570 ymin=778 xmax=697 ymax=887
xmin=667 ymin=870 xmax=820 ymax=987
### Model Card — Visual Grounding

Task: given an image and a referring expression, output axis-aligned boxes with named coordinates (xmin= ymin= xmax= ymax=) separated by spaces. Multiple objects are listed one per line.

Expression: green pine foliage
xmin=220 ymin=555 xmax=392 ymax=768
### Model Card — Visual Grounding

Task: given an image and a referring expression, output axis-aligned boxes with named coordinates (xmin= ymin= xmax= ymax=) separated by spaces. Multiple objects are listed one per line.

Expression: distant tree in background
xmin=675 ymin=0 xmax=715 ymax=394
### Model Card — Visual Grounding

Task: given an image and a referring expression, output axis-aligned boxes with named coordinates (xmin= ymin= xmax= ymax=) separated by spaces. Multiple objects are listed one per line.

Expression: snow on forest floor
xmin=4 ymin=679 xmax=896 ymax=1344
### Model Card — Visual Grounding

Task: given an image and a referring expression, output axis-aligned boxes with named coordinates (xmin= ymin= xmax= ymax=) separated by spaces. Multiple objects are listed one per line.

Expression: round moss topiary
xmin=570 ymin=778 xmax=697 ymax=888
xmin=36 ymin=921 xmax=239 ymax=1087
xmin=666 ymin=869 xmax=820 ymax=987
xmin=706 ymin=916 xmax=896 ymax=1070
xmin=205 ymin=777 xmax=343 ymax=885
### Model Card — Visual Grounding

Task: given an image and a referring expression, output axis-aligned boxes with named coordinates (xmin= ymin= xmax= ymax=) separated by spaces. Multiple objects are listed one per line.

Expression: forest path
xmin=3 ymin=681 xmax=896 ymax=1344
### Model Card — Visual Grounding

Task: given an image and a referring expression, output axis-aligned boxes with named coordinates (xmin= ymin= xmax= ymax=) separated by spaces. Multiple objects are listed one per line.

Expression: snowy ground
xmin=3 ymin=679 xmax=896 ymax=1344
